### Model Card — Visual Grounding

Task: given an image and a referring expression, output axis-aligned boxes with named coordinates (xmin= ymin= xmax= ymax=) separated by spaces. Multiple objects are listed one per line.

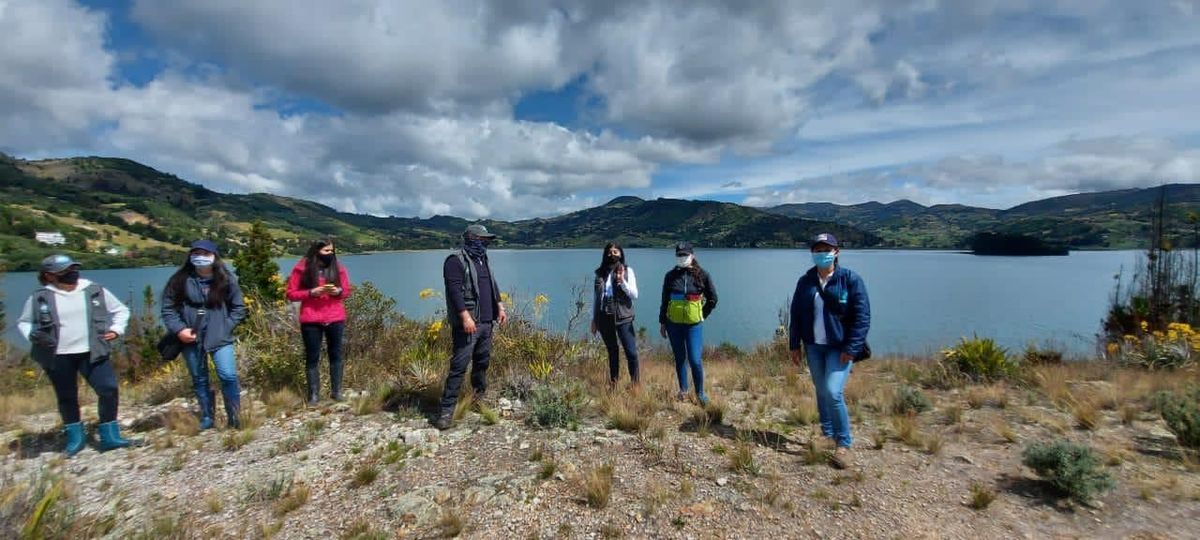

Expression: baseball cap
xmin=463 ymin=224 xmax=497 ymax=239
xmin=40 ymin=254 xmax=81 ymax=274
xmin=189 ymin=239 xmax=220 ymax=255
xmin=810 ymin=233 xmax=839 ymax=249
xmin=674 ymin=242 xmax=694 ymax=255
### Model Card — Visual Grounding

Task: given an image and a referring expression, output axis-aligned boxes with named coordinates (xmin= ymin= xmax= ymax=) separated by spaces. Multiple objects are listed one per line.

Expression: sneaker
xmin=676 ymin=391 xmax=688 ymax=402
xmin=433 ymin=412 xmax=454 ymax=430
xmin=830 ymin=447 xmax=853 ymax=470
xmin=697 ymin=394 xmax=711 ymax=406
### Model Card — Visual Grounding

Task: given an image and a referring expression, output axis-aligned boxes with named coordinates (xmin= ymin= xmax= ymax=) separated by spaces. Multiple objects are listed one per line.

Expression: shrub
xmin=1113 ymin=335 xmax=1194 ymax=370
xmin=527 ymin=382 xmax=586 ymax=429
xmin=892 ymin=386 xmax=932 ymax=415
xmin=968 ymin=482 xmax=996 ymax=510
xmin=1021 ymin=440 xmax=1115 ymax=503
xmin=583 ymin=463 xmax=615 ymax=509
xmin=1156 ymin=386 xmax=1200 ymax=449
xmin=1022 ymin=345 xmax=1063 ymax=366
xmin=943 ymin=336 xmax=1016 ymax=381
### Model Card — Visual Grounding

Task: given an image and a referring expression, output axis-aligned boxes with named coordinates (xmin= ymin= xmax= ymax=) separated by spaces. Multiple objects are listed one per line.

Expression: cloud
xmin=742 ymin=136 xmax=1200 ymax=209
xmin=1 ymin=0 xmax=1198 ymax=220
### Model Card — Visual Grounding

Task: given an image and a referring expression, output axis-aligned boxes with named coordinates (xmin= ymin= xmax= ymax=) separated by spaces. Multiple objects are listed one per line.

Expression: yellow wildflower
xmin=500 ymin=291 xmax=512 ymax=304
xmin=533 ymin=294 xmax=549 ymax=307
xmin=24 ymin=368 xmax=36 ymax=379
xmin=418 ymin=288 xmax=440 ymax=300
xmin=1105 ymin=342 xmax=1120 ymax=356
xmin=1139 ymin=320 xmax=1149 ymax=332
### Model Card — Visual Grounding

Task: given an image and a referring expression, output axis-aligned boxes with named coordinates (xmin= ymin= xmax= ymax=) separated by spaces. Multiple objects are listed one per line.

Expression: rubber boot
xmin=307 ymin=375 xmax=320 ymax=406
xmin=330 ymin=361 xmax=344 ymax=402
xmin=222 ymin=386 xmax=242 ymax=430
xmin=196 ymin=388 xmax=215 ymax=430
xmin=63 ymin=422 xmax=86 ymax=457
xmin=97 ymin=421 xmax=141 ymax=451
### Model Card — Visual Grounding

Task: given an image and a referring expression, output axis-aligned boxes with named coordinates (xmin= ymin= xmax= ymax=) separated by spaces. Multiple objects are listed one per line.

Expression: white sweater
xmin=17 ymin=279 xmax=130 ymax=355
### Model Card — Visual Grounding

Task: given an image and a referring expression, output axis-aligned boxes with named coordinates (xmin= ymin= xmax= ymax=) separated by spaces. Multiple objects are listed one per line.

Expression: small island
xmin=969 ymin=232 xmax=1069 ymax=256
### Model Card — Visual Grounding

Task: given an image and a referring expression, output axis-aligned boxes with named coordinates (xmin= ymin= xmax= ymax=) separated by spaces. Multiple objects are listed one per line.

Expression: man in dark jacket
xmin=434 ymin=224 xmax=508 ymax=429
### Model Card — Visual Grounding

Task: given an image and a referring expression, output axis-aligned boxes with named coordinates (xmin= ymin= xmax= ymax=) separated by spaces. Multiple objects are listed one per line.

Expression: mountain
xmin=768 ymin=185 xmax=1200 ymax=249
xmin=0 ymin=154 xmax=872 ymax=271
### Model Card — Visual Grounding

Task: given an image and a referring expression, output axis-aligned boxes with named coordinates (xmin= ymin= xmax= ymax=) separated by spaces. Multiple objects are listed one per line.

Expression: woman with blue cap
xmin=17 ymin=254 xmax=136 ymax=455
xmin=161 ymin=240 xmax=248 ymax=429
xmin=788 ymin=233 xmax=871 ymax=469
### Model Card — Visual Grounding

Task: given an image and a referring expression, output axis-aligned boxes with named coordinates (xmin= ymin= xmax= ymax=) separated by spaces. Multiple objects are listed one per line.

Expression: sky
xmin=1 ymin=0 xmax=1198 ymax=220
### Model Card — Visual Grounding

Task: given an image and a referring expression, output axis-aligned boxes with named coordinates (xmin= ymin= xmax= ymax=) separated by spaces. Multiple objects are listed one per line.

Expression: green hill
xmin=0 ymin=154 xmax=870 ymax=271
xmin=768 ymin=185 xmax=1200 ymax=249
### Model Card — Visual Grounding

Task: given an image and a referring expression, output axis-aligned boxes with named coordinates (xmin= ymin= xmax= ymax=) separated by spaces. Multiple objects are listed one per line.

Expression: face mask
xmin=464 ymin=238 xmax=488 ymax=258
xmin=812 ymin=252 xmax=836 ymax=269
xmin=606 ymin=254 xmax=620 ymax=264
xmin=676 ymin=255 xmax=692 ymax=267
xmin=191 ymin=255 xmax=216 ymax=268
xmin=57 ymin=270 xmax=81 ymax=285
xmin=317 ymin=253 xmax=335 ymax=264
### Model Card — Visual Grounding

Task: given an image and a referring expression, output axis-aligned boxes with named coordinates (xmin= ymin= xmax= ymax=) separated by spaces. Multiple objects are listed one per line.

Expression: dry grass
xmin=966 ymin=384 xmax=1008 ymax=409
xmin=785 ymin=397 xmax=820 ymax=426
xmin=891 ymin=413 xmax=922 ymax=447
xmin=968 ymin=482 xmax=996 ymax=510
xmin=942 ymin=405 xmax=964 ymax=425
xmin=1070 ymin=397 xmax=1102 ymax=431
xmin=604 ymin=395 xmax=653 ymax=433
xmin=264 ymin=388 xmax=303 ymax=417
xmin=163 ymin=407 xmax=200 ymax=437
xmin=351 ymin=464 xmax=380 ymax=488
xmin=437 ymin=508 xmax=465 ymax=538
xmin=205 ymin=491 xmax=223 ymax=514
xmin=222 ymin=429 xmax=256 ymax=451
xmin=583 ymin=462 xmax=615 ymax=509
xmin=273 ymin=481 xmax=311 ymax=516
xmin=728 ymin=441 xmax=762 ymax=476
xmin=0 ymin=387 xmax=59 ymax=428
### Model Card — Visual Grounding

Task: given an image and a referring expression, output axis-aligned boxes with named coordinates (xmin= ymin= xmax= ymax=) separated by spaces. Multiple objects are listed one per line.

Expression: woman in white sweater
xmin=17 ymin=254 xmax=135 ymax=455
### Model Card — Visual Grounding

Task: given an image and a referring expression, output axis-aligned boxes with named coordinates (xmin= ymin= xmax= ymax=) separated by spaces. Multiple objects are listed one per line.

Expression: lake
xmin=1 ymin=249 xmax=1140 ymax=357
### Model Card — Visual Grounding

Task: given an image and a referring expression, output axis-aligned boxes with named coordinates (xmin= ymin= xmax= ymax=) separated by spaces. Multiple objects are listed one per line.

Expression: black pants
xmin=301 ymin=321 xmax=345 ymax=396
xmin=597 ymin=316 xmax=639 ymax=383
xmin=44 ymin=353 xmax=119 ymax=424
xmin=439 ymin=322 xmax=493 ymax=411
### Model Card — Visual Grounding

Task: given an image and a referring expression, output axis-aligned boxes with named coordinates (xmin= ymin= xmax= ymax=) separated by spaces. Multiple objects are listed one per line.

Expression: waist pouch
xmin=667 ymin=293 xmax=704 ymax=324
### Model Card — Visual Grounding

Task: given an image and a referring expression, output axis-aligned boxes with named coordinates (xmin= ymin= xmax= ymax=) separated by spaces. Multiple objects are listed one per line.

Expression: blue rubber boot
xmin=97 ymin=421 xmax=141 ymax=451
xmin=197 ymin=389 xmax=215 ymax=430
xmin=63 ymin=422 xmax=86 ymax=457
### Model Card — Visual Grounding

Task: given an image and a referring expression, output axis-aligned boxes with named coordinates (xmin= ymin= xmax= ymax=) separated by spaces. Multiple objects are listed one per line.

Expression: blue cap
xmin=810 ymin=233 xmax=839 ymax=248
xmin=189 ymin=239 xmax=220 ymax=255
xmin=40 ymin=254 xmax=81 ymax=274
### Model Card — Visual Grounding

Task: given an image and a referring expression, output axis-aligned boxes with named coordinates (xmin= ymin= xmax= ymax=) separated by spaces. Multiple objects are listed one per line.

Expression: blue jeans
xmin=806 ymin=343 xmax=853 ymax=447
xmin=182 ymin=344 xmax=240 ymax=420
xmin=666 ymin=322 xmax=705 ymax=400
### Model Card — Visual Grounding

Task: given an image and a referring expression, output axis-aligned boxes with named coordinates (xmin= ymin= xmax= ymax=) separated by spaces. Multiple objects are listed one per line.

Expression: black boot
xmin=306 ymin=364 xmax=320 ymax=405
xmin=330 ymin=361 xmax=344 ymax=402
xmin=433 ymin=410 xmax=454 ymax=430
xmin=222 ymin=385 xmax=242 ymax=429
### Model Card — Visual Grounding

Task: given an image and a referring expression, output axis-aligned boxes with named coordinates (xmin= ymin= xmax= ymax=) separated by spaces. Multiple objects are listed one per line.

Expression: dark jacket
xmin=658 ymin=266 xmax=718 ymax=325
xmin=27 ymin=283 xmax=115 ymax=367
xmin=443 ymin=251 xmax=501 ymax=328
xmin=161 ymin=270 xmax=247 ymax=352
xmin=788 ymin=265 xmax=870 ymax=357
xmin=593 ymin=266 xmax=636 ymax=325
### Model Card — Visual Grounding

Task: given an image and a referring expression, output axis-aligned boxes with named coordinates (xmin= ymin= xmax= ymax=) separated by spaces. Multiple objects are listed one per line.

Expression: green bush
xmin=1115 ymin=336 xmax=1194 ymax=370
xmin=892 ymin=385 xmax=932 ymax=415
xmin=1156 ymin=386 xmax=1200 ymax=449
xmin=527 ymin=382 xmax=586 ymax=429
xmin=943 ymin=336 xmax=1017 ymax=381
xmin=1022 ymin=345 xmax=1063 ymax=366
xmin=1021 ymin=440 xmax=1115 ymax=503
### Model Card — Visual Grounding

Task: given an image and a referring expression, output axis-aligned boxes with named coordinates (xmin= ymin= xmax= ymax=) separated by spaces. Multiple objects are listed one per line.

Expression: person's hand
xmin=790 ymin=349 xmax=803 ymax=367
xmin=614 ymin=265 xmax=625 ymax=283
xmin=310 ymin=287 xmax=328 ymax=297
xmin=177 ymin=328 xmax=197 ymax=344
xmin=590 ymin=321 xmax=598 ymax=335
xmin=840 ymin=352 xmax=854 ymax=364
xmin=460 ymin=311 xmax=477 ymax=334
xmin=497 ymin=307 xmax=508 ymax=327
xmin=659 ymin=324 xmax=667 ymax=339
xmin=102 ymin=331 xmax=119 ymax=341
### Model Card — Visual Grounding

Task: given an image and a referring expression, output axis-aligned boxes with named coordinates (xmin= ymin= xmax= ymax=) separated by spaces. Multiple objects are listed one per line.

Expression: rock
xmin=953 ymin=455 xmax=974 ymax=465
xmin=18 ymin=413 xmax=60 ymax=434
xmin=499 ymin=398 xmax=513 ymax=410
xmin=519 ymin=442 xmax=530 ymax=450
xmin=716 ymin=477 xmax=729 ymax=487
xmin=392 ymin=493 xmax=439 ymax=525
xmin=464 ymin=486 xmax=497 ymax=505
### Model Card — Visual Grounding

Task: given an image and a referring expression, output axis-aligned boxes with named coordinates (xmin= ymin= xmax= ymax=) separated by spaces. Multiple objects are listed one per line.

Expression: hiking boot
xmin=830 ymin=446 xmax=853 ymax=470
xmin=433 ymin=411 xmax=454 ymax=430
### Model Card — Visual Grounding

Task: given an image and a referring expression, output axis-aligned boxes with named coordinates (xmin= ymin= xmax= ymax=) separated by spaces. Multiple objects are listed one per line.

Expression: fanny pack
xmin=666 ymin=274 xmax=704 ymax=325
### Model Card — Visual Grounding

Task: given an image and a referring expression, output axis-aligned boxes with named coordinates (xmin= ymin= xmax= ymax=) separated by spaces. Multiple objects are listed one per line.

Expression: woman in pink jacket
xmin=286 ymin=239 xmax=352 ymax=405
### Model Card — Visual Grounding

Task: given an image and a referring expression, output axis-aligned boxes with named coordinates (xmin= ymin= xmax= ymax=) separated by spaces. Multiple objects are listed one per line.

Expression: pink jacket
xmin=286 ymin=259 xmax=352 ymax=324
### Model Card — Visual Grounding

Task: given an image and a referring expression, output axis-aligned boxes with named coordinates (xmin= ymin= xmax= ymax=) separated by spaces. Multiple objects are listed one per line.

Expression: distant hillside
xmin=0 ymin=154 xmax=870 ymax=271
xmin=768 ymin=184 xmax=1200 ymax=249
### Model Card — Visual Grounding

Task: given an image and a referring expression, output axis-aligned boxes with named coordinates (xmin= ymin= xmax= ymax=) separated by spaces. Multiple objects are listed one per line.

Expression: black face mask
xmin=57 ymin=270 xmax=81 ymax=285
xmin=317 ymin=253 xmax=335 ymax=265
xmin=606 ymin=254 xmax=620 ymax=264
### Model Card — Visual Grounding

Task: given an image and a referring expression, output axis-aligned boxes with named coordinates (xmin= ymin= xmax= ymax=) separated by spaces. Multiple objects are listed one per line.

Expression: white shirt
xmin=603 ymin=266 xmax=639 ymax=299
xmin=17 ymin=279 xmax=130 ymax=355
xmin=813 ymin=272 xmax=832 ymax=346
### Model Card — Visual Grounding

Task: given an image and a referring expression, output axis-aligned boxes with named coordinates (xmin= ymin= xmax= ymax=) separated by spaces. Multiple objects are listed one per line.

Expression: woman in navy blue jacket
xmin=789 ymin=233 xmax=870 ymax=469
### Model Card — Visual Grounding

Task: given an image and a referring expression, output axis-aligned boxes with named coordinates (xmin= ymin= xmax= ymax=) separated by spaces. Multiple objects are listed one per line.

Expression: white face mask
xmin=190 ymin=255 xmax=216 ymax=268
xmin=676 ymin=255 xmax=692 ymax=267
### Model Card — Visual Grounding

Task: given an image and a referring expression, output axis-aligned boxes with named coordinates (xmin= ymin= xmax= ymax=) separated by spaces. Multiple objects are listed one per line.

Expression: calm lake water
xmin=1 ymin=249 xmax=1140 ymax=357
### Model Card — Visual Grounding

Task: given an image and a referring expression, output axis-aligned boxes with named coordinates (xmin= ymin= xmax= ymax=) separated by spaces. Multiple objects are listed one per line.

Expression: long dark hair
xmin=300 ymin=239 xmax=340 ymax=289
xmin=684 ymin=255 xmax=705 ymax=285
xmin=166 ymin=254 xmax=231 ymax=308
xmin=595 ymin=242 xmax=626 ymax=277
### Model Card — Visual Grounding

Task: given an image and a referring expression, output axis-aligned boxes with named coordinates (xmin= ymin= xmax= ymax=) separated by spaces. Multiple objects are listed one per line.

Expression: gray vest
xmin=29 ymin=284 xmax=113 ymax=368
